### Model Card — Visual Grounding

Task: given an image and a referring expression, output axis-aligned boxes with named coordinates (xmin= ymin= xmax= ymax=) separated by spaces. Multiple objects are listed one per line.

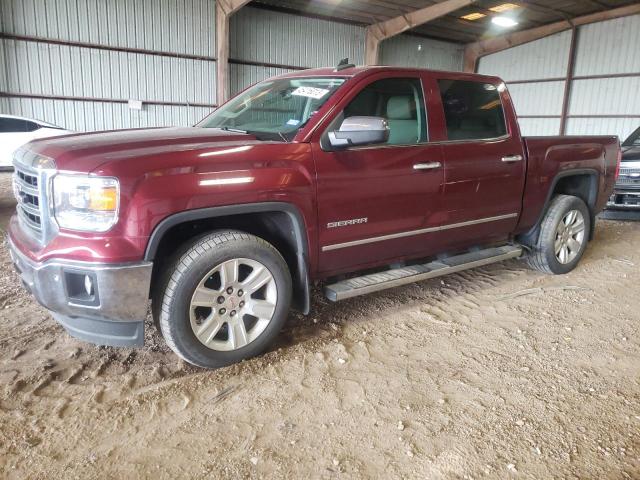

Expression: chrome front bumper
xmin=608 ymin=161 xmax=640 ymax=210
xmin=607 ymin=191 xmax=640 ymax=210
xmin=7 ymin=236 xmax=153 ymax=347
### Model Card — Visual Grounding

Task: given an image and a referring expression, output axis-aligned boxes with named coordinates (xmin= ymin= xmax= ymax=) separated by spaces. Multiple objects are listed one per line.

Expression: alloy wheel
xmin=189 ymin=258 xmax=277 ymax=351
xmin=554 ymin=209 xmax=586 ymax=264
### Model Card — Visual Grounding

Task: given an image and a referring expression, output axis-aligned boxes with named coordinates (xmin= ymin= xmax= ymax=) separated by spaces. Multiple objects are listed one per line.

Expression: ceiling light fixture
xmin=461 ymin=12 xmax=486 ymax=21
xmin=489 ymin=3 xmax=520 ymax=13
xmin=492 ymin=16 xmax=519 ymax=28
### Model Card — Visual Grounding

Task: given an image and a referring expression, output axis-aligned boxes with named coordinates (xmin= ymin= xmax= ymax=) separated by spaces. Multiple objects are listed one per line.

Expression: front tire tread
xmin=156 ymin=230 xmax=291 ymax=368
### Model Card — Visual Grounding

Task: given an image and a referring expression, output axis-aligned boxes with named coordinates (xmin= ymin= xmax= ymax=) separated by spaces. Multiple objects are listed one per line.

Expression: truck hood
xmin=27 ymin=127 xmax=263 ymax=173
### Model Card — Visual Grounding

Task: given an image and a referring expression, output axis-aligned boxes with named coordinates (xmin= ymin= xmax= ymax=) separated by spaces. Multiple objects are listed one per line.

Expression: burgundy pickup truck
xmin=8 ymin=66 xmax=620 ymax=368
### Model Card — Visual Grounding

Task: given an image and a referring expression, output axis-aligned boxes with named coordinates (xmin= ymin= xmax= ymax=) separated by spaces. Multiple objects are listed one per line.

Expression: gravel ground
xmin=0 ymin=171 xmax=639 ymax=479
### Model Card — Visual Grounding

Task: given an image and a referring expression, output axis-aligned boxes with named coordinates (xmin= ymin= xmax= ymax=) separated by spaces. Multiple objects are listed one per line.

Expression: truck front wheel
xmin=155 ymin=231 xmax=292 ymax=369
xmin=527 ymin=194 xmax=591 ymax=275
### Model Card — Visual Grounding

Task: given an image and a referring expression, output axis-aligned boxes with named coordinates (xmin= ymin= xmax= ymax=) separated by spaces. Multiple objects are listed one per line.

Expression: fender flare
xmin=144 ymin=202 xmax=311 ymax=314
xmin=521 ymin=168 xmax=599 ymax=243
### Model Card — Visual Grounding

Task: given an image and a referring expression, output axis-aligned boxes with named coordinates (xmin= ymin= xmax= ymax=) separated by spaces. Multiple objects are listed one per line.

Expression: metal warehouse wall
xmin=478 ymin=14 xmax=640 ymax=140
xmin=567 ymin=15 xmax=640 ymax=138
xmin=0 ymin=0 xmax=216 ymax=131
xmin=229 ymin=6 xmax=365 ymax=95
xmin=379 ymin=34 xmax=463 ymax=71
xmin=229 ymin=7 xmax=463 ymax=95
xmin=0 ymin=1 xmax=464 ymax=131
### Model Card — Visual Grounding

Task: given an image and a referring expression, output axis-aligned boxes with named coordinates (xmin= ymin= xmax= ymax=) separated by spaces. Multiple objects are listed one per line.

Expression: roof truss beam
xmin=364 ymin=0 xmax=476 ymax=65
xmin=463 ymin=3 xmax=640 ymax=72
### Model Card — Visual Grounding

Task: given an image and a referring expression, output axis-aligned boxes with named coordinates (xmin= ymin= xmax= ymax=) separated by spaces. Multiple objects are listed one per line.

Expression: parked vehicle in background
xmin=7 ymin=65 xmax=620 ymax=369
xmin=0 ymin=115 xmax=71 ymax=171
xmin=606 ymin=126 xmax=640 ymax=211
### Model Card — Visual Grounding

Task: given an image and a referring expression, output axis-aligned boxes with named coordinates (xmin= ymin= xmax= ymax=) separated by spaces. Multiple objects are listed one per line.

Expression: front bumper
xmin=608 ymin=161 xmax=640 ymax=210
xmin=607 ymin=190 xmax=640 ymax=210
xmin=7 ymin=236 xmax=153 ymax=347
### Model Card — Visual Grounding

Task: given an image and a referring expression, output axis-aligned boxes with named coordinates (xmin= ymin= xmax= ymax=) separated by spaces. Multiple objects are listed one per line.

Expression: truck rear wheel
xmin=527 ymin=194 xmax=590 ymax=275
xmin=156 ymin=231 xmax=292 ymax=369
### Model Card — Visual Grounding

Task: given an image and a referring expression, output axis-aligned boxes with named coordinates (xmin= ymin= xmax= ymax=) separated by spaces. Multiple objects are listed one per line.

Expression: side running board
xmin=324 ymin=245 xmax=523 ymax=301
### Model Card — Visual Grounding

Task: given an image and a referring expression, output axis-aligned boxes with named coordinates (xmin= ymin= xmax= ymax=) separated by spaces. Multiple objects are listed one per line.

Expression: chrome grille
xmin=12 ymin=148 xmax=57 ymax=245
xmin=617 ymin=166 xmax=640 ymax=187
xmin=13 ymin=167 xmax=43 ymax=236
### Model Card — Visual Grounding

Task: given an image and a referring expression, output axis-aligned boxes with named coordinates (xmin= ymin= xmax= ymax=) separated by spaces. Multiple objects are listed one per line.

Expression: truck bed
xmin=517 ymin=135 xmax=619 ymax=233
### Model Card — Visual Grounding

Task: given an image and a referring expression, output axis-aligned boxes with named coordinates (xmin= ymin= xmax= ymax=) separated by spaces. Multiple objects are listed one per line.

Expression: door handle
xmin=502 ymin=155 xmax=523 ymax=163
xmin=413 ymin=162 xmax=441 ymax=171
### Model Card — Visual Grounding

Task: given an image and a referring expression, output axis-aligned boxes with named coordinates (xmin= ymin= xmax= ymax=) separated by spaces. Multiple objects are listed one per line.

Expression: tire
xmin=155 ymin=230 xmax=292 ymax=369
xmin=527 ymin=194 xmax=591 ymax=275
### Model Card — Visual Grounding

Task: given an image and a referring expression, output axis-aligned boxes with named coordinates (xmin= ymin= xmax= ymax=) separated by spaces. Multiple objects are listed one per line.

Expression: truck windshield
xmin=198 ymin=77 xmax=346 ymax=141
xmin=622 ymin=126 xmax=640 ymax=147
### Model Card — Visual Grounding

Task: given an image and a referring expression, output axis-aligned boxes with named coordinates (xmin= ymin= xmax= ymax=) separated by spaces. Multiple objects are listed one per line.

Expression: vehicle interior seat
xmin=386 ymin=96 xmax=419 ymax=145
xmin=448 ymin=115 xmax=503 ymax=141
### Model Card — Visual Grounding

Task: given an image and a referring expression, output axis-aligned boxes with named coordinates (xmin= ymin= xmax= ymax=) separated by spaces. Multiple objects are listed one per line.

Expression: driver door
xmin=311 ymin=73 xmax=445 ymax=276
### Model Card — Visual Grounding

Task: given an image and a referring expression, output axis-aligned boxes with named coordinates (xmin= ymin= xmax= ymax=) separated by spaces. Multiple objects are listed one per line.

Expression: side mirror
xmin=328 ymin=116 xmax=389 ymax=148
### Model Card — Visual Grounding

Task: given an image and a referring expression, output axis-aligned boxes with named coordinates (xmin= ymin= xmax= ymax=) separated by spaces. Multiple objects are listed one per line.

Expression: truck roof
xmin=274 ymin=65 xmax=503 ymax=85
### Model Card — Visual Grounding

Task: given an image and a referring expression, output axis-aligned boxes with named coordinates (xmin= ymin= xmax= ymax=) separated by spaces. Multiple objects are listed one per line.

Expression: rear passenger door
xmin=435 ymin=77 xmax=525 ymax=245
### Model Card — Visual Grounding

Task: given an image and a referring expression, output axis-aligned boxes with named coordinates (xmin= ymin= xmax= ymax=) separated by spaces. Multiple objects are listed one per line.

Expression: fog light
xmin=64 ymin=270 xmax=99 ymax=306
xmin=84 ymin=275 xmax=94 ymax=296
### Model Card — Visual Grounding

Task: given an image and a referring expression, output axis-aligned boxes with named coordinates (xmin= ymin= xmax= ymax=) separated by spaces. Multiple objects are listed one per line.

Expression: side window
xmin=437 ymin=79 xmax=507 ymax=141
xmin=343 ymin=78 xmax=427 ymax=145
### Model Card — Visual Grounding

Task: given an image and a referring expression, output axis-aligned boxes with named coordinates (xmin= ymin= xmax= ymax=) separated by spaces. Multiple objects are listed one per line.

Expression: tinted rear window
xmin=438 ymin=79 xmax=507 ymax=141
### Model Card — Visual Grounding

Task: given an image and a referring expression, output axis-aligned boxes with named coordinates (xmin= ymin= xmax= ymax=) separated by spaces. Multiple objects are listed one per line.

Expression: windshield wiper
xmin=218 ymin=126 xmax=248 ymax=134
xmin=218 ymin=126 xmax=290 ymax=142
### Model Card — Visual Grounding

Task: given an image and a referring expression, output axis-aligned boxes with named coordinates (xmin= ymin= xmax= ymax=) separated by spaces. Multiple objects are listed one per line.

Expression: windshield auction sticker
xmin=291 ymin=87 xmax=330 ymax=99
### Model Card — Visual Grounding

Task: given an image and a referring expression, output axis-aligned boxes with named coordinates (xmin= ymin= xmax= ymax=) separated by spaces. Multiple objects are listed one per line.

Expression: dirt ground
xmin=0 ymin=171 xmax=639 ymax=479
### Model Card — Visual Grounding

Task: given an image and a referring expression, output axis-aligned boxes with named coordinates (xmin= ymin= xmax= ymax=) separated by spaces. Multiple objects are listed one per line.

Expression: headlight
xmin=53 ymin=175 xmax=120 ymax=232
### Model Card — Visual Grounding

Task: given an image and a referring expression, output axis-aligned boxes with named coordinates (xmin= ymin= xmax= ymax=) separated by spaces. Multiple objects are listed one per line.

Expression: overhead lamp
xmin=461 ymin=12 xmax=486 ymax=21
xmin=489 ymin=3 xmax=520 ymax=13
xmin=492 ymin=16 xmax=518 ymax=28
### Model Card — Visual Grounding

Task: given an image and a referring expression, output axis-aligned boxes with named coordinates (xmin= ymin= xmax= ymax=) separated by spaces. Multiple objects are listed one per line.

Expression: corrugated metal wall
xmin=229 ymin=8 xmax=463 ymax=95
xmin=478 ymin=31 xmax=571 ymax=137
xmin=2 ymin=96 xmax=213 ymax=132
xmin=1 ymin=0 xmax=215 ymax=55
xmin=0 ymin=0 xmax=216 ymax=131
xmin=573 ymin=15 xmax=640 ymax=76
xmin=229 ymin=6 xmax=366 ymax=95
xmin=478 ymin=32 xmax=572 ymax=81
xmin=478 ymin=15 xmax=640 ymax=140
xmin=231 ymin=7 xmax=365 ymax=69
xmin=1 ymin=1 xmax=465 ymax=130
xmin=379 ymin=34 xmax=463 ymax=71
xmin=566 ymin=14 xmax=640 ymax=139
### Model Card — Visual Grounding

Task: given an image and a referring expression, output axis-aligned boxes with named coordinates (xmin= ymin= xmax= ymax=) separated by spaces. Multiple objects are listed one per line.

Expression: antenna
xmin=335 ymin=58 xmax=355 ymax=71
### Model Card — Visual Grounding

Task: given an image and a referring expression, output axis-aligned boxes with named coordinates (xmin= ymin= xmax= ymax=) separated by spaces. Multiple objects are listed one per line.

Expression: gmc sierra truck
xmin=8 ymin=66 xmax=620 ymax=369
